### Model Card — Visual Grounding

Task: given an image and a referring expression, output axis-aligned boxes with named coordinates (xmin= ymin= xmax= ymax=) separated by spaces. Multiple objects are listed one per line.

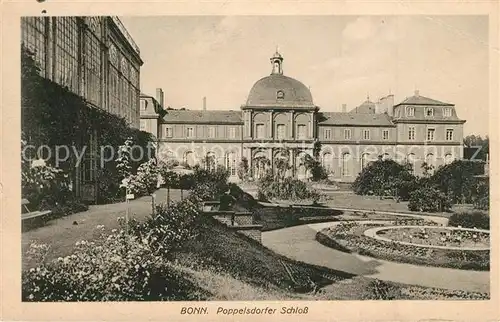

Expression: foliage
xmin=237 ymin=157 xmax=250 ymax=181
xmin=22 ymin=225 xmax=206 ymax=301
xmin=257 ymin=173 xmax=320 ymax=203
xmin=448 ymin=211 xmax=489 ymax=230
xmin=408 ymin=185 xmax=452 ymax=212
xmin=300 ymin=153 xmax=328 ymax=182
xmin=473 ymin=179 xmax=489 ymax=210
xmin=120 ymin=159 xmax=159 ymax=196
xmin=430 ymin=160 xmax=485 ymax=204
xmin=22 ymin=46 xmax=154 ymax=204
xmin=352 ymin=159 xmax=417 ymax=200
xmin=116 ymin=138 xmax=133 ymax=181
xmin=22 ymin=163 xmax=89 ymax=217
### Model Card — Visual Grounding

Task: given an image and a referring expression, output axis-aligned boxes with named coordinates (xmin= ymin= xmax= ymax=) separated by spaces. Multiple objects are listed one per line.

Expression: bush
xmin=257 ymin=174 xmax=321 ymax=202
xmin=22 ymin=227 xmax=206 ymax=301
xmin=352 ymin=159 xmax=417 ymax=201
xmin=408 ymin=185 xmax=452 ymax=212
xmin=473 ymin=179 xmax=489 ymax=210
xmin=448 ymin=211 xmax=489 ymax=230
xmin=430 ymin=160 xmax=485 ymax=204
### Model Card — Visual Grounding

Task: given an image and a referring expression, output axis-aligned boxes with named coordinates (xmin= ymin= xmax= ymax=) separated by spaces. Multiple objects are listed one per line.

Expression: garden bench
xmin=21 ymin=198 xmax=52 ymax=221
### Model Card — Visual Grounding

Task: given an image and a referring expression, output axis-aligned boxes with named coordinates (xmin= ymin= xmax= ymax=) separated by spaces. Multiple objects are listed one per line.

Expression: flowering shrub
xmin=128 ymin=199 xmax=202 ymax=255
xmin=22 ymin=224 xmax=207 ymax=301
xmin=121 ymin=159 xmax=159 ymax=196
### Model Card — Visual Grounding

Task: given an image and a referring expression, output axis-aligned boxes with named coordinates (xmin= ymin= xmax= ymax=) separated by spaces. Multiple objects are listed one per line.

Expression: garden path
xmin=262 ymin=222 xmax=490 ymax=293
xmin=22 ymin=188 xmax=187 ymax=269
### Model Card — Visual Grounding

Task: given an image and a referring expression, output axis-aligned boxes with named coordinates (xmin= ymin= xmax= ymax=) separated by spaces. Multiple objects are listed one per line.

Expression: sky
xmin=120 ymin=15 xmax=489 ymax=136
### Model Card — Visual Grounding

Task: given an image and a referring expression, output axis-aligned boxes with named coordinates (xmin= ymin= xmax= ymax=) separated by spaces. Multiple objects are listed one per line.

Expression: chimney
xmin=414 ymin=89 xmax=420 ymax=97
xmin=203 ymin=96 xmax=207 ymax=111
xmin=156 ymin=88 xmax=164 ymax=107
xmin=342 ymin=104 xmax=347 ymax=113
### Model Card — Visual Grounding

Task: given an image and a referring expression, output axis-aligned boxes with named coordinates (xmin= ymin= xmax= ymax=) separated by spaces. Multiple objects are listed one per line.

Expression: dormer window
xmin=444 ymin=107 xmax=452 ymax=117
xmin=277 ymin=90 xmax=285 ymax=100
xmin=426 ymin=107 xmax=434 ymax=117
xmin=406 ymin=106 xmax=415 ymax=117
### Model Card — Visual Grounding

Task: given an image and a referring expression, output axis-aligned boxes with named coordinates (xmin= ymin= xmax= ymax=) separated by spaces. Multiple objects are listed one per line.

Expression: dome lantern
xmin=270 ymin=48 xmax=283 ymax=75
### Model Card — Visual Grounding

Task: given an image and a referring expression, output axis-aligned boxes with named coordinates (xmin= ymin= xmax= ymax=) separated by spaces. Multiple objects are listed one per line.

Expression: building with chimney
xmin=145 ymin=51 xmax=466 ymax=182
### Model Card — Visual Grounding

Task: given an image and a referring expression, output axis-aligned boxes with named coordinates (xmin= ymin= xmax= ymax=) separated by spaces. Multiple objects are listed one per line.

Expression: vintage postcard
xmin=1 ymin=1 xmax=499 ymax=321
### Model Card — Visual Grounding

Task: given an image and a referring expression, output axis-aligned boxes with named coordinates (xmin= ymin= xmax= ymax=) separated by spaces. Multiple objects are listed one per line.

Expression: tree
xmin=237 ymin=157 xmax=249 ymax=181
xmin=300 ymin=153 xmax=328 ymax=182
xmin=352 ymin=159 xmax=417 ymax=200
xmin=430 ymin=160 xmax=485 ymax=204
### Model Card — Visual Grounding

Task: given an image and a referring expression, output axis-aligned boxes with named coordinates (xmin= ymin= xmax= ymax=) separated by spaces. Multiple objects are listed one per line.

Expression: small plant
xmin=448 ymin=211 xmax=489 ymax=230
xmin=408 ymin=185 xmax=452 ymax=213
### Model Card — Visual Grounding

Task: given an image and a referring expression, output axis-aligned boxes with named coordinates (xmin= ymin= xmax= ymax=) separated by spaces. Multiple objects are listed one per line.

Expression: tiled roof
xmin=349 ymin=99 xmax=376 ymax=114
xmin=395 ymin=94 xmax=454 ymax=106
xmin=319 ymin=112 xmax=394 ymax=126
xmin=162 ymin=110 xmax=243 ymax=124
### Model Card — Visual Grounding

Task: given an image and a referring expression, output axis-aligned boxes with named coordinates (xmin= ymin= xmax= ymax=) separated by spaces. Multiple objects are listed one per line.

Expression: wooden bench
xmin=21 ymin=198 xmax=52 ymax=221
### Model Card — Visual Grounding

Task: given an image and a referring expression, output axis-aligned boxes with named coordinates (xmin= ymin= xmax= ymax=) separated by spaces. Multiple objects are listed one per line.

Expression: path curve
xmin=262 ymin=221 xmax=490 ymax=293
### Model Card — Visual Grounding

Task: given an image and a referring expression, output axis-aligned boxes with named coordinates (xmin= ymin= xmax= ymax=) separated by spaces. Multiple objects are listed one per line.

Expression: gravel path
xmin=262 ymin=221 xmax=490 ymax=293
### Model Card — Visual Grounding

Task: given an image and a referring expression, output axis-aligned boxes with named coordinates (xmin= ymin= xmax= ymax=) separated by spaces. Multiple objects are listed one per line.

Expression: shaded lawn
xmin=22 ymin=188 xmax=188 ymax=269
xmin=322 ymin=193 xmax=475 ymax=217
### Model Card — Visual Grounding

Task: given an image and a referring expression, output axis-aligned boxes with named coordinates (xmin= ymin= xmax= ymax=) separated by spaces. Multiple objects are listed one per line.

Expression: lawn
xmin=322 ymin=192 xmax=475 ymax=217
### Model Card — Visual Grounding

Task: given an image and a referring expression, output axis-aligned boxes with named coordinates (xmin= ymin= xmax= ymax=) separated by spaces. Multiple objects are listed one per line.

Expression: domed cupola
xmin=244 ymin=50 xmax=315 ymax=109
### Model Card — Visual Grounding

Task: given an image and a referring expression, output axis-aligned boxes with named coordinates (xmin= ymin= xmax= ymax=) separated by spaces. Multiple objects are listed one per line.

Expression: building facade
xmin=21 ymin=16 xmax=143 ymax=199
xmin=142 ymin=51 xmax=466 ymax=182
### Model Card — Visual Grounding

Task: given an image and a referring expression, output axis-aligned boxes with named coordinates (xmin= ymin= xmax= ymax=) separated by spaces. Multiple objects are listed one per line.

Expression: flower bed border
xmin=315 ymin=230 xmax=490 ymax=271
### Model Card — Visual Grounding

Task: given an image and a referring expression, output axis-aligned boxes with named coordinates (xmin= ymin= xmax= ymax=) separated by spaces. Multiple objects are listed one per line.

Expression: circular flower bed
xmin=367 ymin=226 xmax=490 ymax=250
xmin=316 ymin=222 xmax=490 ymax=271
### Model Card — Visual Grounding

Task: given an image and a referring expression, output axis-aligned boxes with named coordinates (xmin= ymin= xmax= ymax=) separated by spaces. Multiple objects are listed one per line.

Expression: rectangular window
xmin=21 ymin=17 xmax=47 ymax=76
xmin=83 ymin=27 xmax=102 ymax=105
xmin=140 ymin=99 xmax=147 ymax=111
xmin=208 ymin=127 xmax=216 ymax=138
xmin=276 ymin=124 xmax=286 ymax=140
xmin=408 ymin=127 xmax=415 ymax=141
xmin=382 ymin=130 xmax=389 ymax=140
xmin=426 ymin=107 xmax=434 ymax=117
xmin=140 ymin=120 xmax=146 ymax=131
xmin=427 ymin=128 xmax=435 ymax=141
xmin=444 ymin=108 xmax=452 ymax=117
xmin=55 ymin=17 xmax=80 ymax=94
xmin=446 ymin=129 xmax=454 ymax=141
xmin=324 ymin=129 xmax=332 ymax=140
xmin=165 ymin=127 xmax=173 ymax=138
xmin=186 ymin=127 xmax=194 ymax=138
xmin=229 ymin=127 xmax=236 ymax=139
xmin=256 ymin=124 xmax=265 ymax=139
xmin=344 ymin=129 xmax=352 ymax=140
xmin=363 ymin=129 xmax=371 ymax=140
xmin=297 ymin=124 xmax=307 ymax=139
xmin=407 ymin=107 xmax=415 ymax=117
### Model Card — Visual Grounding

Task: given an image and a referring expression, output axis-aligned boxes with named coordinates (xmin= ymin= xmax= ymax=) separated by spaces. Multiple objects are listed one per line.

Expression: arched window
xmin=184 ymin=151 xmax=196 ymax=167
xmin=322 ymin=152 xmax=333 ymax=173
xmin=225 ymin=152 xmax=237 ymax=176
xmin=406 ymin=153 xmax=416 ymax=174
xmin=341 ymin=153 xmax=351 ymax=177
xmin=361 ymin=153 xmax=370 ymax=171
xmin=205 ymin=152 xmax=217 ymax=172
xmin=425 ymin=153 xmax=435 ymax=174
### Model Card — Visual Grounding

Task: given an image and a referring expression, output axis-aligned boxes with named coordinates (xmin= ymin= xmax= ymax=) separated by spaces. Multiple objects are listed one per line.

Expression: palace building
xmin=141 ymin=51 xmax=466 ymax=182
